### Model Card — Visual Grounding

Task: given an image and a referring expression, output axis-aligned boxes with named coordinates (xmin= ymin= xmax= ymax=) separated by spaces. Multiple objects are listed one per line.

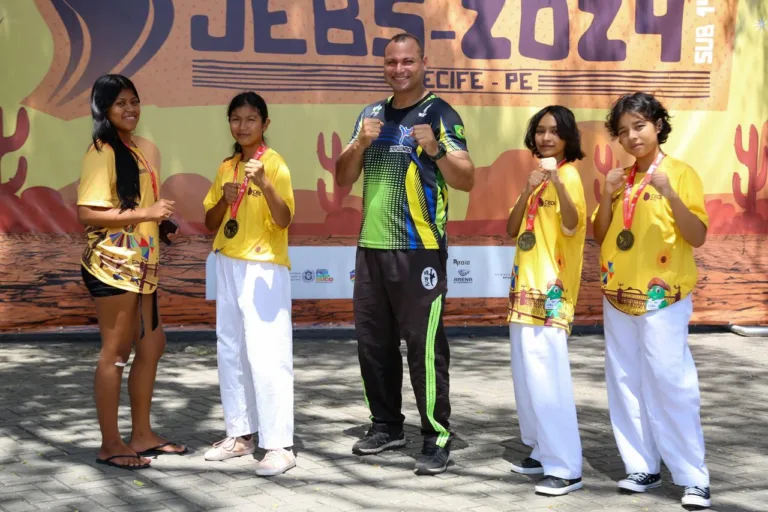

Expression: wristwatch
xmin=427 ymin=141 xmax=447 ymax=161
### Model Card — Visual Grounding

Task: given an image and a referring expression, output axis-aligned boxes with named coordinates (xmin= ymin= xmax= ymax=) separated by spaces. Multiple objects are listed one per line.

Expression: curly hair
xmin=524 ymin=105 xmax=585 ymax=162
xmin=605 ymin=92 xmax=672 ymax=144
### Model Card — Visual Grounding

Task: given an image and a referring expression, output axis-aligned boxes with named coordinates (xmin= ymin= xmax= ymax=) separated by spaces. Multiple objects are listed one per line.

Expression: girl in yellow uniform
xmin=77 ymin=74 xmax=186 ymax=470
xmin=593 ymin=92 xmax=711 ymax=509
xmin=202 ymin=92 xmax=296 ymax=476
xmin=506 ymin=106 xmax=586 ymax=496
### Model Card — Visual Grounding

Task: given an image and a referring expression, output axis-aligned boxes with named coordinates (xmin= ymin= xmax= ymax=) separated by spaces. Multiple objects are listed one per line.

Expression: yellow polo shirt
xmin=77 ymin=143 xmax=160 ymax=294
xmin=203 ymin=149 xmax=295 ymax=269
xmin=592 ymin=156 xmax=709 ymax=316
xmin=508 ymin=163 xmax=587 ymax=334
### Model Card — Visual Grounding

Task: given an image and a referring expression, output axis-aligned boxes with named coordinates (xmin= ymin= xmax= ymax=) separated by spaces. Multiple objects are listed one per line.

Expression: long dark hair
xmin=605 ymin=92 xmax=672 ymax=144
xmin=227 ymin=92 xmax=269 ymax=156
xmin=90 ymin=74 xmax=142 ymax=210
xmin=524 ymin=105 xmax=585 ymax=162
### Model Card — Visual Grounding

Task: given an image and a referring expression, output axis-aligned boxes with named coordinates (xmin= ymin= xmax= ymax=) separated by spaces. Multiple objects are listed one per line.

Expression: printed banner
xmin=204 ymin=246 xmax=516 ymax=300
xmin=0 ymin=0 xmax=766 ymax=331
xmin=25 ymin=0 xmax=736 ymax=119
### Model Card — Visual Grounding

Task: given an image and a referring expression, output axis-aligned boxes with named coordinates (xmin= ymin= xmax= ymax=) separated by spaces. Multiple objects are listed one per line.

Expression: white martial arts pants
xmin=510 ymin=323 xmax=583 ymax=479
xmin=604 ymin=295 xmax=709 ymax=487
xmin=216 ymin=253 xmax=294 ymax=450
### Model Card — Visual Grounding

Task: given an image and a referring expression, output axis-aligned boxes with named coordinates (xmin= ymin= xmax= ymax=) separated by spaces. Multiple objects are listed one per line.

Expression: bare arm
xmin=666 ymin=191 xmax=708 ymax=248
xmin=261 ymin=181 xmax=292 ymax=229
xmin=593 ymin=168 xmax=626 ymax=245
xmin=506 ymin=188 xmax=531 ymax=238
xmin=336 ymin=117 xmax=382 ymax=188
xmin=78 ymin=200 xmax=171 ymax=228
xmin=335 ymin=140 xmax=367 ymax=188
xmin=205 ymin=198 xmax=228 ymax=232
xmin=507 ymin=168 xmax=546 ymax=238
xmin=592 ymin=193 xmax=615 ymax=245
xmin=205 ymin=182 xmax=239 ymax=232
xmin=436 ymin=150 xmax=475 ymax=192
xmin=552 ymin=180 xmax=579 ymax=232
xmin=650 ymin=172 xmax=707 ymax=248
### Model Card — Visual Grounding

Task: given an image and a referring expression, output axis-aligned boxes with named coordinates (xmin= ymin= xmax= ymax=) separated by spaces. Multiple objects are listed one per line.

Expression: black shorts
xmin=81 ymin=265 xmax=128 ymax=298
xmin=81 ymin=265 xmax=161 ymax=333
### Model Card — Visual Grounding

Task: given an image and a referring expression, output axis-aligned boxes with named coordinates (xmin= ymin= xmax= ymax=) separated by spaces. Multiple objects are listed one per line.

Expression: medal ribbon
xmin=622 ymin=151 xmax=665 ymax=231
xmin=125 ymin=143 xmax=159 ymax=201
xmin=524 ymin=159 xmax=566 ymax=232
xmin=230 ymin=144 xmax=268 ymax=221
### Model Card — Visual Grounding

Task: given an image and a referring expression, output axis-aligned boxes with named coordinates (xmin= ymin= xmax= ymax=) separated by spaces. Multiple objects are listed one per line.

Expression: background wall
xmin=1 ymin=0 xmax=766 ymax=331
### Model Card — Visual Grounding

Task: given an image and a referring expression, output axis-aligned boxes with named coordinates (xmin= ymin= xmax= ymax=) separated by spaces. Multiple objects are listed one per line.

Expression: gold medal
xmin=616 ymin=229 xmax=634 ymax=251
xmin=517 ymin=231 xmax=536 ymax=252
xmin=224 ymin=219 xmax=239 ymax=239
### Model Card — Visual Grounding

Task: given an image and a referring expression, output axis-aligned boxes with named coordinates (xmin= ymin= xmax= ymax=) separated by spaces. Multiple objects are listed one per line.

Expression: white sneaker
xmin=204 ymin=436 xmax=256 ymax=461
xmin=255 ymin=448 xmax=296 ymax=476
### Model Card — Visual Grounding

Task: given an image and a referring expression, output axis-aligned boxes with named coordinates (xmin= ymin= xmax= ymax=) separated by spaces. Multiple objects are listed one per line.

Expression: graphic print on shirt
xmin=349 ymin=93 xmax=467 ymax=250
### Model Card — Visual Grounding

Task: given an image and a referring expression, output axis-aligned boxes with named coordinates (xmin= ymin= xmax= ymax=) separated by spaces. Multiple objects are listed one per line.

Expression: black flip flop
xmin=137 ymin=441 xmax=188 ymax=457
xmin=96 ymin=455 xmax=151 ymax=470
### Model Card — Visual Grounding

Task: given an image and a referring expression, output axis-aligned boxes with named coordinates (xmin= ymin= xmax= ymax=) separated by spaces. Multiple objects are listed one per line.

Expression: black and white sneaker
xmin=414 ymin=437 xmax=452 ymax=475
xmin=682 ymin=486 xmax=711 ymax=509
xmin=534 ymin=475 xmax=583 ymax=496
xmin=510 ymin=457 xmax=544 ymax=475
xmin=351 ymin=425 xmax=406 ymax=455
xmin=617 ymin=472 xmax=662 ymax=492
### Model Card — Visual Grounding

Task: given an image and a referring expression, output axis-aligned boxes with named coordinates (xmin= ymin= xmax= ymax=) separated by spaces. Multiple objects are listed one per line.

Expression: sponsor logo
xmin=421 ymin=267 xmax=437 ymax=290
xmin=302 ymin=270 xmax=315 ymax=283
xmin=370 ymin=104 xmax=383 ymax=117
xmin=349 ymin=270 xmax=355 ymax=282
xmin=452 ymin=259 xmax=469 ymax=266
xmin=644 ymin=192 xmax=664 ymax=201
xmin=315 ymin=269 xmax=334 ymax=283
xmin=390 ymin=125 xmax=414 ymax=154
xmin=453 ymin=267 xmax=473 ymax=284
xmin=290 ymin=272 xmax=303 ymax=282
xmin=418 ymin=103 xmax=433 ymax=117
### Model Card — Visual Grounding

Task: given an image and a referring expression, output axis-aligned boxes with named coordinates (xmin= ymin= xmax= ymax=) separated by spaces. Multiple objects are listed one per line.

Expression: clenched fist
xmin=357 ymin=118 xmax=383 ymax=148
xmin=245 ymin=159 xmax=267 ymax=189
xmin=222 ymin=182 xmax=241 ymax=205
xmin=649 ymin=171 xmax=674 ymax=199
xmin=525 ymin=169 xmax=547 ymax=195
xmin=412 ymin=124 xmax=439 ymax=156
xmin=604 ymin=168 xmax=628 ymax=196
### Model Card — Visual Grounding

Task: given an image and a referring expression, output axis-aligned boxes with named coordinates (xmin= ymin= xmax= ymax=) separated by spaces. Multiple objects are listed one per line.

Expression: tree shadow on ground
xmin=0 ymin=334 xmax=766 ymax=511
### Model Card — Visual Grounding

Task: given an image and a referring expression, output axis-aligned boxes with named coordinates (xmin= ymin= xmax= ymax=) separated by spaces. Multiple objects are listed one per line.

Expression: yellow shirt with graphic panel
xmin=203 ymin=149 xmax=295 ymax=269
xmin=591 ymin=156 xmax=709 ymax=316
xmin=77 ymin=143 xmax=160 ymax=294
xmin=507 ymin=163 xmax=587 ymax=334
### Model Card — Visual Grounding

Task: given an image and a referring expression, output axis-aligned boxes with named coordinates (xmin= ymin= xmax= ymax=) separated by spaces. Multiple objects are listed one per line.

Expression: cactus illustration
xmin=593 ymin=144 xmax=620 ymax=202
xmin=0 ymin=107 xmax=30 ymax=195
xmin=733 ymin=122 xmax=768 ymax=214
xmin=316 ymin=132 xmax=351 ymax=213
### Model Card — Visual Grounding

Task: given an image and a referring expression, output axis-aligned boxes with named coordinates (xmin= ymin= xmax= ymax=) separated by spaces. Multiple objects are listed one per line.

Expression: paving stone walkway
xmin=0 ymin=332 xmax=766 ymax=511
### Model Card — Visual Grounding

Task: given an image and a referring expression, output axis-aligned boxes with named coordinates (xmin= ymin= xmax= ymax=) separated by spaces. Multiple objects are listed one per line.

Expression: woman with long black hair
xmin=77 ymin=74 xmax=186 ymax=470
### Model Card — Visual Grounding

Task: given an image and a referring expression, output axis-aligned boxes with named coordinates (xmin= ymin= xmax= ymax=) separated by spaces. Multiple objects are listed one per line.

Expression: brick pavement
xmin=0 ymin=332 xmax=766 ymax=511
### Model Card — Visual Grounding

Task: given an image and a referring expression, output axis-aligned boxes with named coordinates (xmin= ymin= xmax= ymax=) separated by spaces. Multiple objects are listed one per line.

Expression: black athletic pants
xmin=353 ymin=247 xmax=452 ymax=447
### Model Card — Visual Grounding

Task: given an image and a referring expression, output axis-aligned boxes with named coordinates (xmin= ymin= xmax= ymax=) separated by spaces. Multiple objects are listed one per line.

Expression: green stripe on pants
xmin=425 ymin=296 xmax=450 ymax=447
xmin=361 ymin=378 xmax=373 ymax=421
